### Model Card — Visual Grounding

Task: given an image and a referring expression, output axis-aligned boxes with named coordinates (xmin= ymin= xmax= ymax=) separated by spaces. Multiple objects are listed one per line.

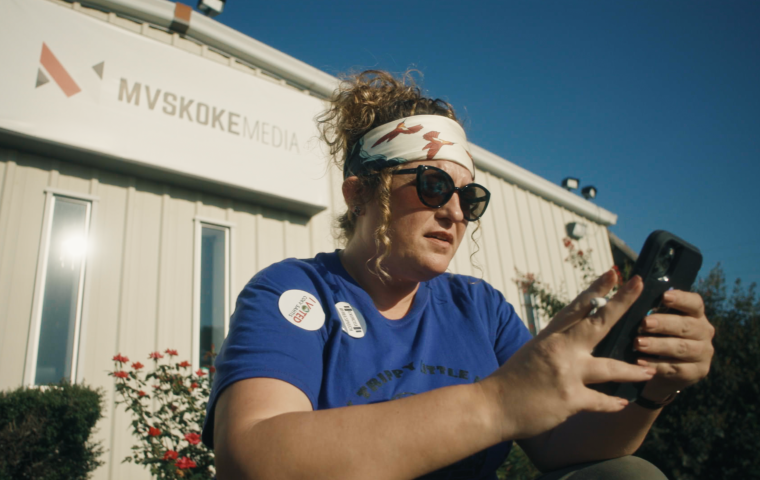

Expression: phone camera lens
xmin=653 ymin=245 xmax=676 ymax=279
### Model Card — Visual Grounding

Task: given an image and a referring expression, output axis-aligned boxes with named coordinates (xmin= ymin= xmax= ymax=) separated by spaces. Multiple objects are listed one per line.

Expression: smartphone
xmin=590 ymin=230 xmax=703 ymax=401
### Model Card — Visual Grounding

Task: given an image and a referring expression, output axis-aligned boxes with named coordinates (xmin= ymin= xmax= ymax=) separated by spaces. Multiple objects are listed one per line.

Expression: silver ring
xmin=590 ymin=297 xmax=608 ymax=309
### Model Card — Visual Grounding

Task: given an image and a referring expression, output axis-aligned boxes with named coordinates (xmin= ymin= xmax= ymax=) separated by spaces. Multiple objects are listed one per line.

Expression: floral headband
xmin=343 ymin=115 xmax=474 ymax=179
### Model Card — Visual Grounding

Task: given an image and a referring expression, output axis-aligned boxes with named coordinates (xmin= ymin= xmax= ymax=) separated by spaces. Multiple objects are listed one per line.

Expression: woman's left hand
xmin=634 ymin=290 xmax=715 ymax=400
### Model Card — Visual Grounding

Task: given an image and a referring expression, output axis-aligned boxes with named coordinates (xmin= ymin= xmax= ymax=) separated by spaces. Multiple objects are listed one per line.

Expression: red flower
xmin=563 ymin=238 xmax=572 ymax=248
xmin=112 ymin=354 xmax=129 ymax=363
xmin=153 ymin=385 xmax=161 ymax=389
xmin=162 ymin=450 xmax=179 ymax=461
xmin=131 ymin=361 xmax=144 ymax=370
xmin=195 ymin=369 xmax=206 ymax=377
xmin=137 ymin=390 xmax=147 ymax=397
xmin=113 ymin=371 xmax=128 ymax=379
xmin=209 ymin=366 xmax=216 ymax=373
xmin=190 ymin=382 xmax=199 ymax=390
xmin=185 ymin=432 xmax=201 ymax=445
xmin=148 ymin=427 xmax=161 ymax=437
xmin=165 ymin=349 xmax=179 ymax=357
xmin=577 ymin=250 xmax=584 ymax=257
xmin=175 ymin=457 xmax=197 ymax=470
xmin=149 ymin=351 xmax=164 ymax=360
xmin=178 ymin=360 xmax=191 ymax=368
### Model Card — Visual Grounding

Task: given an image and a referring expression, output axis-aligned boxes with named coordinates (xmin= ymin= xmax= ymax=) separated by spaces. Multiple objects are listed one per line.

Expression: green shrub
xmin=497 ymin=443 xmax=541 ymax=480
xmin=0 ymin=382 xmax=105 ymax=480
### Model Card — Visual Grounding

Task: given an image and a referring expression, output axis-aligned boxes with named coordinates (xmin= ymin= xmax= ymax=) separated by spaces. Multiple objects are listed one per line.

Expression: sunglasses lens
xmin=416 ymin=167 xmax=490 ymax=220
xmin=460 ymin=185 xmax=490 ymax=220
xmin=418 ymin=168 xmax=454 ymax=207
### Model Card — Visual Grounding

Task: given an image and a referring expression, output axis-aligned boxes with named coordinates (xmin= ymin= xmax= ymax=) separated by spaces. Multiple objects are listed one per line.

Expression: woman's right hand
xmin=478 ymin=270 xmax=656 ymax=441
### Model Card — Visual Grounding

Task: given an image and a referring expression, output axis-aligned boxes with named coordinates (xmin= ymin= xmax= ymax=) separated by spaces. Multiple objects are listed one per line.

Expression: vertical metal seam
xmin=283 ymin=212 xmax=290 ymax=258
xmin=497 ymin=180 xmax=518 ymax=303
xmin=601 ymin=227 xmax=614 ymax=271
xmin=0 ymin=156 xmax=18 ymax=322
xmin=48 ymin=159 xmax=59 ymax=187
xmin=253 ymin=206 xmax=261 ymax=273
xmin=307 ymin=211 xmax=316 ymax=258
xmin=513 ymin=186 xmax=537 ymax=325
xmin=537 ymin=198 xmax=560 ymax=298
xmin=192 ymin=197 xmax=202 ymax=369
xmin=477 ymin=172 xmax=497 ymax=287
xmin=89 ymin=170 xmax=99 ymax=195
xmin=154 ymin=187 xmax=169 ymax=353
xmin=109 ymin=176 xmax=135 ymax=480
xmin=524 ymin=192 xmax=543 ymax=281
xmin=559 ymin=208 xmax=577 ymax=295
xmin=485 ymin=173 xmax=504 ymax=290
xmin=226 ymin=200 xmax=235 ymax=316
xmin=523 ymin=192 xmax=548 ymax=328
xmin=589 ymin=224 xmax=599 ymax=273
xmin=597 ymin=224 xmax=613 ymax=273
xmin=512 ymin=186 xmax=530 ymax=273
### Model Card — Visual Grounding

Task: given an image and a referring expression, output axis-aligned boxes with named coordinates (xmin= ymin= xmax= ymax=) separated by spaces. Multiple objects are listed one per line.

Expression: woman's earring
xmin=352 ymin=205 xmax=362 ymax=217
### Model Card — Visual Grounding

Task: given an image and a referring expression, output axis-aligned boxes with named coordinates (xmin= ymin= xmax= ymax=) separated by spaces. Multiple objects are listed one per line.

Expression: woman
xmin=202 ymin=71 xmax=714 ymax=479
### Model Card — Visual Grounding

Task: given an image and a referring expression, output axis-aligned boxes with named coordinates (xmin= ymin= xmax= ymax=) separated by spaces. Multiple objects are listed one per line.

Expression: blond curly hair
xmin=317 ymin=70 xmax=477 ymax=281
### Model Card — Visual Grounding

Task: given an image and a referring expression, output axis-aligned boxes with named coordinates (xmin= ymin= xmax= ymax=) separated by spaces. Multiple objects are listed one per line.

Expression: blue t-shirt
xmin=203 ymin=250 xmax=533 ymax=479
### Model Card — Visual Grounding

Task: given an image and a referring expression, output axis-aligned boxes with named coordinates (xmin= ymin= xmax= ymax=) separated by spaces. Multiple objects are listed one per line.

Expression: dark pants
xmin=538 ymin=456 xmax=667 ymax=480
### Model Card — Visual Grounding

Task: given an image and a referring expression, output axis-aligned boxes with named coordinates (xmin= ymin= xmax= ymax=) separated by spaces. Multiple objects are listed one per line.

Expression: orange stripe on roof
xmin=40 ymin=43 xmax=81 ymax=98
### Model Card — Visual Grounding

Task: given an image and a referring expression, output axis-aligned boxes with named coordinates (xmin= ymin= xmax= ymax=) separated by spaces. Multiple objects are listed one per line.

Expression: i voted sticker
xmin=278 ymin=290 xmax=325 ymax=331
xmin=335 ymin=302 xmax=367 ymax=338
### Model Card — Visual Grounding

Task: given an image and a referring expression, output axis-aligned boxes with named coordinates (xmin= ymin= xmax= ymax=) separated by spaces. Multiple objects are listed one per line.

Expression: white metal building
xmin=0 ymin=0 xmax=618 ymax=478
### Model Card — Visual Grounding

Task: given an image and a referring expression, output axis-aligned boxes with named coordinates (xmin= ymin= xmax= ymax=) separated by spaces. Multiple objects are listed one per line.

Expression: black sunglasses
xmin=392 ymin=165 xmax=491 ymax=221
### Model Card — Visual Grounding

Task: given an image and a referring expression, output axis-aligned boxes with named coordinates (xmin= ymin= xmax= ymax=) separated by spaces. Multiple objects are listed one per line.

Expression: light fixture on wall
xmin=582 ymin=186 xmax=597 ymax=199
xmin=566 ymin=222 xmax=587 ymax=239
xmin=197 ymin=0 xmax=225 ymax=17
xmin=562 ymin=177 xmax=579 ymax=191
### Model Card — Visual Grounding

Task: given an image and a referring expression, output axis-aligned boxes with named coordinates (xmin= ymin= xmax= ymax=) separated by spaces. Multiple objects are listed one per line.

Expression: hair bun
xmin=317 ymin=70 xmax=459 ymax=171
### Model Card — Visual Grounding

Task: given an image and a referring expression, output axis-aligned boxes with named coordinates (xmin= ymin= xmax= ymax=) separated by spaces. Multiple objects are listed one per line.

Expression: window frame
xmin=24 ymin=189 xmax=98 ymax=386
xmin=192 ymin=216 xmax=235 ymax=372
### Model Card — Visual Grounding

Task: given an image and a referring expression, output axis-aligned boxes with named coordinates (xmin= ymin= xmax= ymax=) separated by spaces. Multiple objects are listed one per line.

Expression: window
xmin=193 ymin=219 xmax=233 ymax=369
xmin=27 ymin=194 xmax=93 ymax=385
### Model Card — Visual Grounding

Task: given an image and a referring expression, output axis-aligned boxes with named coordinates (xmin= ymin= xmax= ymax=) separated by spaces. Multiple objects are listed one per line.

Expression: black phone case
xmin=590 ymin=230 xmax=702 ymax=401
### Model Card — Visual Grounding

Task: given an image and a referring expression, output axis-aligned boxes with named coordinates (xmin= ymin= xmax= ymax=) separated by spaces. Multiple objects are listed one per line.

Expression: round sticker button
xmin=278 ymin=290 xmax=325 ymax=331
xmin=335 ymin=302 xmax=367 ymax=338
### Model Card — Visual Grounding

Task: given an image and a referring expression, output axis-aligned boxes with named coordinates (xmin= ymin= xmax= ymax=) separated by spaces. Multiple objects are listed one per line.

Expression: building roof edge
xmin=67 ymin=0 xmax=618 ymax=225
xmin=77 ymin=0 xmax=339 ymax=94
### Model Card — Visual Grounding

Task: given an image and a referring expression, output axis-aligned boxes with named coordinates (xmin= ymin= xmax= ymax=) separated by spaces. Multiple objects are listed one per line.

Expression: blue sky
xmin=181 ymin=0 xmax=760 ymax=288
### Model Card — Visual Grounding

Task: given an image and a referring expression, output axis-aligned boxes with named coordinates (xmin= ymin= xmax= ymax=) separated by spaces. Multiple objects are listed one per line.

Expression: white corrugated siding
xmin=0 ymin=148 xmax=339 ymax=480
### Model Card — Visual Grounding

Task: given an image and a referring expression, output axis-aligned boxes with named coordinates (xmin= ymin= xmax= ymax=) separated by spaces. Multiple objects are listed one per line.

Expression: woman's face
xmin=363 ymin=159 xmax=473 ymax=283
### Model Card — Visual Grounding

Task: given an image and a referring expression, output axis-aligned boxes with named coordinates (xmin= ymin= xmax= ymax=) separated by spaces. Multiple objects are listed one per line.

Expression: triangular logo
xmin=36 ymin=68 xmax=50 ymax=88
xmin=38 ymin=42 xmax=81 ymax=97
xmin=92 ymin=61 xmax=104 ymax=79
